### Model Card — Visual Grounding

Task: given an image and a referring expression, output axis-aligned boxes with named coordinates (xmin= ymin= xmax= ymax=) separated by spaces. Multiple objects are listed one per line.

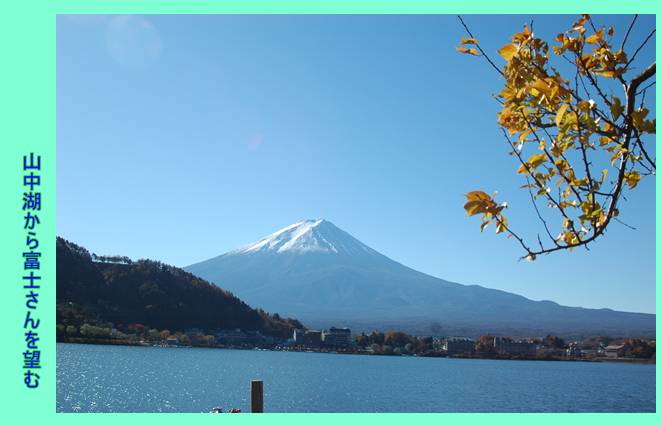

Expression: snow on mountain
xmin=230 ymin=219 xmax=377 ymax=256
xmin=185 ymin=219 xmax=655 ymax=337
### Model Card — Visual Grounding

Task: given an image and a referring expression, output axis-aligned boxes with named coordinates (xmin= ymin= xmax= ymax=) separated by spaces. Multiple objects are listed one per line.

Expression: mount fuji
xmin=185 ymin=219 xmax=654 ymax=337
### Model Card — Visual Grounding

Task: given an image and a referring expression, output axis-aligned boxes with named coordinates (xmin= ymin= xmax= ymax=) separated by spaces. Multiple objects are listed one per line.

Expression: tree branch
xmin=457 ymin=15 xmax=505 ymax=77
xmin=620 ymin=14 xmax=638 ymax=51
xmin=625 ymin=29 xmax=656 ymax=70
xmin=459 ymin=16 xmax=655 ymax=260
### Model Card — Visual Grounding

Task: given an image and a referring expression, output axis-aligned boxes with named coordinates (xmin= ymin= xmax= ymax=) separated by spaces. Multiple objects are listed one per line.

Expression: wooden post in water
xmin=251 ymin=380 xmax=263 ymax=413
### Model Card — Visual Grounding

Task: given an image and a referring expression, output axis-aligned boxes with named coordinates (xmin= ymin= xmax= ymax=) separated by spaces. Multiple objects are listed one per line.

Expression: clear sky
xmin=57 ymin=14 xmax=656 ymax=314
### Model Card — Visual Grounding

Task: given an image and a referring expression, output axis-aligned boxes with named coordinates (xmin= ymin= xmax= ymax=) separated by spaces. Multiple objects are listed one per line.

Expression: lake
xmin=56 ymin=343 xmax=655 ymax=412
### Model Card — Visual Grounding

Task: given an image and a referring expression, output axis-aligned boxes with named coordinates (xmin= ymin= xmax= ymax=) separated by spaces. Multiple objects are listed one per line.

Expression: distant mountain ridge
xmin=185 ymin=219 xmax=655 ymax=338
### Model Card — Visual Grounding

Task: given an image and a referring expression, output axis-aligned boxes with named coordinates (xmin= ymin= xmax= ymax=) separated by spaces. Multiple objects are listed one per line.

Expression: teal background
xmin=0 ymin=0 xmax=657 ymax=422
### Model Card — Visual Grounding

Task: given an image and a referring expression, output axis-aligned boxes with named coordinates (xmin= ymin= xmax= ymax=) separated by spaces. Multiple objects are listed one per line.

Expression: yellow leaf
xmin=595 ymin=70 xmax=615 ymax=78
xmin=456 ymin=46 xmax=479 ymax=56
xmin=631 ymin=108 xmax=650 ymax=131
xmin=517 ymin=153 xmax=547 ymax=175
xmin=555 ymin=104 xmax=569 ymax=127
xmin=531 ymin=78 xmax=556 ymax=98
xmin=528 ymin=153 xmax=547 ymax=168
xmin=461 ymin=37 xmax=478 ymax=45
xmin=585 ymin=28 xmax=604 ymax=44
xmin=562 ymin=232 xmax=578 ymax=245
xmin=610 ymin=96 xmax=623 ymax=120
xmin=624 ymin=171 xmax=640 ymax=189
xmin=498 ymin=43 xmax=518 ymax=61
xmin=465 ymin=191 xmax=491 ymax=202
xmin=642 ymin=118 xmax=656 ymax=134
xmin=464 ymin=200 xmax=487 ymax=216
xmin=495 ymin=216 xmax=508 ymax=234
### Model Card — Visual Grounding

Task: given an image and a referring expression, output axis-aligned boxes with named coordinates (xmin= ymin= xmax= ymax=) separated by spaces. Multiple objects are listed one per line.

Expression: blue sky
xmin=57 ymin=14 xmax=656 ymax=314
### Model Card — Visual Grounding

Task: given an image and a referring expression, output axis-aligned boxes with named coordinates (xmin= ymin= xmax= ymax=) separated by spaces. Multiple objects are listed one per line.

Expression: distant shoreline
xmin=56 ymin=339 xmax=656 ymax=365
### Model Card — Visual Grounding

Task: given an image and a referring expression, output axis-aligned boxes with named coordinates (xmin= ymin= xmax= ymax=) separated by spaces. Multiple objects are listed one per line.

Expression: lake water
xmin=57 ymin=343 xmax=655 ymax=412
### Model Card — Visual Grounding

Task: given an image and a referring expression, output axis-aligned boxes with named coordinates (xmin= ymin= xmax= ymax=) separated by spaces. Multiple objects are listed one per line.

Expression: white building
xmin=322 ymin=327 xmax=351 ymax=347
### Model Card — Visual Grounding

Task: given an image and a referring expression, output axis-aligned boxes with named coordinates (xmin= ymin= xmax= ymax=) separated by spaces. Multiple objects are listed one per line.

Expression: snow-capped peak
xmin=229 ymin=219 xmax=377 ymax=256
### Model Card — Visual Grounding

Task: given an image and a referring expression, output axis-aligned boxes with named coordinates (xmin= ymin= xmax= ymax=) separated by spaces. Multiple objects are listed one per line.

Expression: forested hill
xmin=56 ymin=237 xmax=303 ymax=338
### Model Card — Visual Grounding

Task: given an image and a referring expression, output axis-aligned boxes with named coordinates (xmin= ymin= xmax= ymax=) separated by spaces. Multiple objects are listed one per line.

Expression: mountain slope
xmin=56 ymin=237 xmax=303 ymax=338
xmin=185 ymin=219 xmax=655 ymax=337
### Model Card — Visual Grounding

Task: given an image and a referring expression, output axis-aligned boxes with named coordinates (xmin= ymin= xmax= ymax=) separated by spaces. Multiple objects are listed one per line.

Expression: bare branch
xmin=635 ymin=80 xmax=655 ymax=97
xmin=633 ymin=129 xmax=656 ymax=170
xmin=587 ymin=16 xmax=599 ymax=33
xmin=614 ymin=217 xmax=637 ymax=230
xmin=620 ymin=14 xmax=638 ymax=51
xmin=625 ymin=29 xmax=656 ymax=70
xmin=457 ymin=15 xmax=504 ymax=77
xmin=525 ymin=176 xmax=559 ymax=247
xmin=493 ymin=216 xmax=533 ymax=259
xmin=630 ymin=62 xmax=656 ymax=91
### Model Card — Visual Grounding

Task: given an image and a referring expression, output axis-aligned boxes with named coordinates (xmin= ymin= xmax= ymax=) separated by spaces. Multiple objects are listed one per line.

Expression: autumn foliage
xmin=457 ymin=15 xmax=655 ymax=260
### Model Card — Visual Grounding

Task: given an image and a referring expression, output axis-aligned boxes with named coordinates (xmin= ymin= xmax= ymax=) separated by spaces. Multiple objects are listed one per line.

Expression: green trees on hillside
xmin=56 ymin=237 xmax=304 ymax=340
